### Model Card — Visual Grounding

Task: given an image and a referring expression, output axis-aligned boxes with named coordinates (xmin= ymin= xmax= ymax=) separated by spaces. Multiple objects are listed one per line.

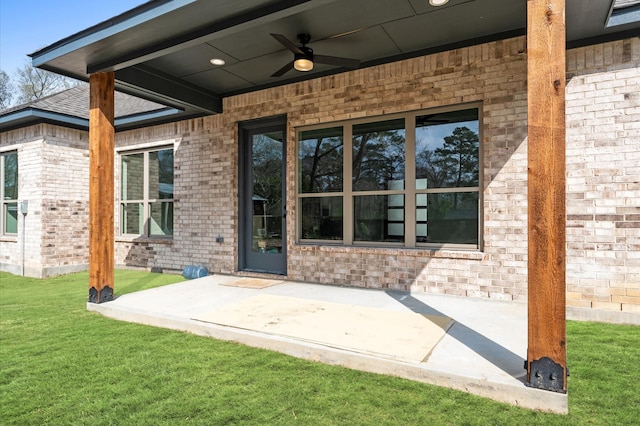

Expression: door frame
xmin=238 ymin=115 xmax=287 ymax=275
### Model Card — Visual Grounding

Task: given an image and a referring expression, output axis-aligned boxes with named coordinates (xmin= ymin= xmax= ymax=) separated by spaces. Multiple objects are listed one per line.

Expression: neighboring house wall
xmin=0 ymin=124 xmax=89 ymax=277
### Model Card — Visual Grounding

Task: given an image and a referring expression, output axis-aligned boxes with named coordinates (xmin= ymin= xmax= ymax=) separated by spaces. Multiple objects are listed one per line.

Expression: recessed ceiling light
xmin=210 ymin=58 xmax=226 ymax=66
xmin=429 ymin=0 xmax=450 ymax=6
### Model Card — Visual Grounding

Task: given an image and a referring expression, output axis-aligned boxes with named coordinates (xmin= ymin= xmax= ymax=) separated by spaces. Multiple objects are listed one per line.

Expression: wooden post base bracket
xmin=525 ymin=357 xmax=567 ymax=393
xmin=88 ymin=286 xmax=114 ymax=304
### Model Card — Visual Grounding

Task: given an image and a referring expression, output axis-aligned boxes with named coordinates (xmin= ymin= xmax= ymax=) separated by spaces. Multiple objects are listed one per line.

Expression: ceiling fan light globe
xmin=294 ymin=58 xmax=314 ymax=72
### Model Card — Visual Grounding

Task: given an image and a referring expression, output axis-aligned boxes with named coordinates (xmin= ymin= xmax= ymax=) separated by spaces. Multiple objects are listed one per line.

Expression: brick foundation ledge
xmin=567 ymin=306 xmax=640 ymax=326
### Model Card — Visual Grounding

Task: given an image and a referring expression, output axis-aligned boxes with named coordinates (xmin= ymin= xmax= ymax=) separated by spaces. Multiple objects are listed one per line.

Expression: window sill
xmin=116 ymin=236 xmax=173 ymax=245
xmin=0 ymin=236 xmax=18 ymax=243
xmin=294 ymin=243 xmax=484 ymax=261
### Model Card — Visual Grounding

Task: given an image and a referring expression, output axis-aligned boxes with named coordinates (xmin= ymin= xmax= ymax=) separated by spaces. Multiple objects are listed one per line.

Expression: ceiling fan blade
xmin=270 ymin=33 xmax=304 ymax=54
xmin=314 ymin=54 xmax=360 ymax=69
xmin=271 ymin=61 xmax=294 ymax=77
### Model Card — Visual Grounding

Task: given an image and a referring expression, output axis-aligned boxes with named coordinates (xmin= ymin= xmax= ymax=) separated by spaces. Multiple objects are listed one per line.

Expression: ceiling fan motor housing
xmin=297 ymin=33 xmax=312 ymax=45
xmin=295 ymin=46 xmax=314 ymax=62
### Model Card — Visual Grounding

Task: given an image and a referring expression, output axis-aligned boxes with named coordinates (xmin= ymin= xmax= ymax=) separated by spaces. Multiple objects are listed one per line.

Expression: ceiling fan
xmin=270 ymin=33 xmax=360 ymax=77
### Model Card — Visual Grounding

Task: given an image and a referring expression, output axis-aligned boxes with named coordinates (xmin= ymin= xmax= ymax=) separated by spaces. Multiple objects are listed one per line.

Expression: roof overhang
xmin=0 ymin=82 xmax=188 ymax=132
xmin=607 ymin=0 xmax=640 ymax=27
xmin=0 ymin=106 xmax=185 ymax=133
xmin=26 ymin=0 xmax=640 ymax=126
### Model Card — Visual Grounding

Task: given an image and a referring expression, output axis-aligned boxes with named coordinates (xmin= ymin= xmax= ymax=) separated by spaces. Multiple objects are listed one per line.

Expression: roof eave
xmin=30 ymin=0 xmax=196 ymax=68
xmin=0 ymin=106 xmax=190 ymax=133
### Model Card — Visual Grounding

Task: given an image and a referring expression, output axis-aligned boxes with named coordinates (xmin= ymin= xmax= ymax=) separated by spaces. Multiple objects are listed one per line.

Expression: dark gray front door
xmin=239 ymin=117 xmax=286 ymax=275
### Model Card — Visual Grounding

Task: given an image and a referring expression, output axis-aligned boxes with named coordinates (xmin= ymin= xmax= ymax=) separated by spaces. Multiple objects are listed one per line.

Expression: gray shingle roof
xmin=1 ymin=83 xmax=166 ymax=118
xmin=0 ymin=83 xmax=193 ymax=132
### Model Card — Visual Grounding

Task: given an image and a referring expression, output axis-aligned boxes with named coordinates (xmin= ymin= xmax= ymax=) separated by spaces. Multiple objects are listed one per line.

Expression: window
xmin=120 ymin=147 xmax=174 ymax=237
xmin=1 ymin=152 xmax=18 ymax=235
xmin=352 ymin=119 xmax=406 ymax=243
xmin=297 ymin=106 xmax=480 ymax=249
xmin=298 ymin=127 xmax=344 ymax=240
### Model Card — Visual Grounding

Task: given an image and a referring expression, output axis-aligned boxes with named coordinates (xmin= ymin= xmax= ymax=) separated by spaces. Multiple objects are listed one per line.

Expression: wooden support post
xmin=526 ymin=0 xmax=567 ymax=392
xmin=88 ymin=72 xmax=115 ymax=303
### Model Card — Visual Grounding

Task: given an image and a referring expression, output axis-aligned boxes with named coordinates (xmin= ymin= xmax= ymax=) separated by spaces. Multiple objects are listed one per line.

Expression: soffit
xmin=30 ymin=0 xmax=640 ymax=117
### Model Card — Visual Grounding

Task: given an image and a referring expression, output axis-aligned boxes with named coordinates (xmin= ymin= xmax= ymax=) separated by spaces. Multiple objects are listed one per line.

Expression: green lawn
xmin=1 ymin=270 xmax=638 ymax=425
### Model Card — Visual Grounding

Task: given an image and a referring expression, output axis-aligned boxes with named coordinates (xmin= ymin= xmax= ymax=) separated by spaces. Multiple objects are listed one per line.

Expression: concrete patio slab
xmin=193 ymin=294 xmax=452 ymax=362
xmin=86 ymin=274 xmax=568 ymax=414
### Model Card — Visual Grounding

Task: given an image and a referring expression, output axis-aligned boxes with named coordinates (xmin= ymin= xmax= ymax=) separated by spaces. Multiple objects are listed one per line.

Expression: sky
xmin=0 ymin=0 xmax=146 ymax=75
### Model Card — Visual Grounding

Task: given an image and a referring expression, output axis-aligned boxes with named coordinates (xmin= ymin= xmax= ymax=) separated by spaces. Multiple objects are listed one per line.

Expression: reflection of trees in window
xmin=3 ymin=152 xmax=18 ymax=199
xmin=150 ymin=149 xmax=174 ymax=236
xmin=296 ymin=107 xmax=480 ymax=248
xmin=415 ymin=119 xmax=479 ymax=245
xmin=424 ymin=192 xmax=479 ymax=244
xmin=2 ymin=152 xmax=18 ymax=234
xmin=416 ymin=126 xmax=479 ymax=190
xmin=441 ymin=126 xmax=479 ymax=187
xmin=300 ymin=197 xmax=343 ymax=240
xmin=155 ymin=149 xmax=174 ymax=199
xmin=417 ymin=125 xmax=478 ymax=212
xmin=252 ymin=134 xmax=283 ymax=216
xmin=299 ymin=128 xmax=343 ymax=193
xmin=353 ymin=119 xmax=405 ymax=191
xmin=354 ymin=195 xmax=404 ymax=243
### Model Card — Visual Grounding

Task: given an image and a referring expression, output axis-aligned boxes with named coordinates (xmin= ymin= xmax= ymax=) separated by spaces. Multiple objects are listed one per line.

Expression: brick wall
xmin=565 ymin=38 xmax=640 ymax=314
xmin=115 ymin=37 xmax=531 ymax=299
xmin=1 ymin=36 xmax=637 ymax=319
xmin=40 ymin=132 xmax=90 ymax=276
xmin=112 ymin=37 xmax=638 ymax=319
xmin=1 ymin=126 xmax=45 ymax=275
xmin=0 ymin=124 xmax=89 ymax=277
xmin=114 ymin=127 xmax=234 ymax=273
xmin=227 ymin=36 xmax=529 ymax=300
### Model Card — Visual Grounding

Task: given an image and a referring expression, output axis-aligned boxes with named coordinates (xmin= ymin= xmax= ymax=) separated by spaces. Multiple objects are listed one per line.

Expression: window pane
xmin=121 ymin=153 xmax=144 ymax=200
xmin=252 ymin=133 xmax=284 ymax=253
xmin=149 ymin=149 xmax=174 ymax=199
xmin=3 ymin=152 xmax=18 ymax=200
xmin=4 ymin=203 xmax=18 ymax=234
xmin=299 ymin=127 xmax=343 ymax=193
xmin=354 ymin=195 xmax=404 ymax=243
xmin=416 ymin=109 xmax=479 ymax=189
xmin=150 ymin=201 xmax=174 ymax=236
xmin=121 ymin=202 xmax=144 ymax=234
xmin=416 ymin=192 xmax=478 ymax=245
xmin=300 ymin=197 xmax=343 ymax=240
xmin=352 ymin=119 xmax=405 ymax=191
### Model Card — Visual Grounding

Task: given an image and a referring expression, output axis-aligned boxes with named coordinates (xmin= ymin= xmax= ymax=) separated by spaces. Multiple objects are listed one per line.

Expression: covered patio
xmin=87 ymin=274 xmax=568 ymax=413
xmin=29 ymin=0 xmax=640 ymax=407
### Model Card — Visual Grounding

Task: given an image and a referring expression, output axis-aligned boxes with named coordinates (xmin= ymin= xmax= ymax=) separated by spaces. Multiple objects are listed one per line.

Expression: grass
xmin=1 ymin=270 xmax=638 ymax=425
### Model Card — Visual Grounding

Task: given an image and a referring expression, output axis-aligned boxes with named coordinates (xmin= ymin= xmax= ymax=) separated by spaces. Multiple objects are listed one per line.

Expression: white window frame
xmin=0 ymin=151 xmax=18 ymax=236
xmin=296 ymin=103 xmax=483 ymax=250
xmin=118 ymin=145 xmax=174 ymax=238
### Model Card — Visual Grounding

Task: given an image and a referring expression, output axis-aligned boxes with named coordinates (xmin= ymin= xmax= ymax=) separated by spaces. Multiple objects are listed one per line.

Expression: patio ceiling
xmin=31 ymin=0 xmax=640 ymax=119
